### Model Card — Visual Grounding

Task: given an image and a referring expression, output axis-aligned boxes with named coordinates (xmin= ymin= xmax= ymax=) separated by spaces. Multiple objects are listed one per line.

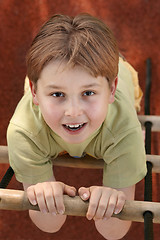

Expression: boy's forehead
xmin=37 ymin=60 xmax=109 ymax=88
xmin=40 ymin=60 xmax=91 ymax=79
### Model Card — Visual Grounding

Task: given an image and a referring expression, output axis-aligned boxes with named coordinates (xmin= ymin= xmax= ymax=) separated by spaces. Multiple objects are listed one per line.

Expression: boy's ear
xmin=29 ymin=80 xmax=39 ymax=105
xmin=109 ymin=77 xmax=118 ymax=104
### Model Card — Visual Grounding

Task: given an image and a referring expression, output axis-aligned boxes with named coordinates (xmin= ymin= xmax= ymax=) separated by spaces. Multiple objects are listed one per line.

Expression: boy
xmin=7 ymin=14 xmax=147 ymax=239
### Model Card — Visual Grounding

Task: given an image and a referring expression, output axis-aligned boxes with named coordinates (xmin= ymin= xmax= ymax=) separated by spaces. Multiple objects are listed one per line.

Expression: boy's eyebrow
xmin=81 ymin=83 xmax=101 ymax=88
xmin=46 ymin=83 xmax=101 ymax=89
xmin=46 ymin=84 xmax=63 ymax=89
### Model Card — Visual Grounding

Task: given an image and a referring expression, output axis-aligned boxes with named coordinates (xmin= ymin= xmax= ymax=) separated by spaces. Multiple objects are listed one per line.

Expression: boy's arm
xmin=94 ymin=184 xmax=135 ymax=240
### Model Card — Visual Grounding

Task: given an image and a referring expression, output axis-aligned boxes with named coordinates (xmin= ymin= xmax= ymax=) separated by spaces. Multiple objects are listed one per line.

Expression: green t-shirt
xmin=7 ymin=60 xmax=147 ymax=188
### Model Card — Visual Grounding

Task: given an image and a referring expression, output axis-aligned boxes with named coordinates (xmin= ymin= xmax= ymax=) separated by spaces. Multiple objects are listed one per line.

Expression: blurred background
xmin=0 ymin=0 xmax=160 ymax=239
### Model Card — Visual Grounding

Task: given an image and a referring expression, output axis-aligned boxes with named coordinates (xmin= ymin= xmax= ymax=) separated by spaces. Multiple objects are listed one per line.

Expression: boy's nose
xmin=65 ymin=99 xmax=83 ymax=117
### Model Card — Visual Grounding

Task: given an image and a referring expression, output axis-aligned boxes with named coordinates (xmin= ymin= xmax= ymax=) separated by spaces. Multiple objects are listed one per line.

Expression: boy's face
xmin=31 ymin=61 xmax=117 ymax=144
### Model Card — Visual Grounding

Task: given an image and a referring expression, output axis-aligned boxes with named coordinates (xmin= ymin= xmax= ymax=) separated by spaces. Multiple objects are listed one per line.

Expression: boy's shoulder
xmin=105 ymin=89 xmax=140 ymax=138
xmin=104 ymin=58 xmax=141 ymax=137
xmin=9 ymin=90 xmax=45 ymax=137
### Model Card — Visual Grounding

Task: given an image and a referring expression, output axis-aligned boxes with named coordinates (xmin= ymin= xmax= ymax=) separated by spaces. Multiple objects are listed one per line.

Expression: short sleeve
xmin=102 ymin=126 xmax=147 ymax=188
xmin=7 ymin=123 xmax=53 ymax=184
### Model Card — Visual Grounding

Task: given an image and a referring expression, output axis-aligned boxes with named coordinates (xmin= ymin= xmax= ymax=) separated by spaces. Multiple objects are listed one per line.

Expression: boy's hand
xmin=27 ymin=181 xmax=76 ymax=215
xmin=78 ymin=186 xmax=126 ymax=221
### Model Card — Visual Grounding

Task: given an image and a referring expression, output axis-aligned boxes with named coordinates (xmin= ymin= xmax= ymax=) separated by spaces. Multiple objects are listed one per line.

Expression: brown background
xmin=0 ymin=0 xmax=160 ymax=239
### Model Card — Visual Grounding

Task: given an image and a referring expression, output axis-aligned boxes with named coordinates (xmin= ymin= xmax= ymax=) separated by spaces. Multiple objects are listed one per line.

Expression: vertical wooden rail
xmin=144 ymin=58 xmax=153 ymax=240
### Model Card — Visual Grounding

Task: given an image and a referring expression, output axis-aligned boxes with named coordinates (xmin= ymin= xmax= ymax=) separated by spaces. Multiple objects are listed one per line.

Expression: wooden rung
xmin=0 ymin=189 xmax=160 ymax=223
xmin=146 ymin=155 xmax=160 ymax=173
xmin=0 ymin=146 xmax=160 ymax=173
xmin=138 ymin=115 xmax=160 ymax=132
xmin=52 ymin=154 xmax=160 ymax=173
xmin=53 ymin=154 xmax=160 ymax=173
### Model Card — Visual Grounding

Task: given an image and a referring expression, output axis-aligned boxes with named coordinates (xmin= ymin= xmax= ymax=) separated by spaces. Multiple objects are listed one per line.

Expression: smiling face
xmin=30 ymin=61 xmax=117 ymax=144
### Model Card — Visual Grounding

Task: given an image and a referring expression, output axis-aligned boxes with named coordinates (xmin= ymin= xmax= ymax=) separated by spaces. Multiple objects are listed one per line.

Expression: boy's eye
xmin=52 ymin=92 xmax=65 ymax=97
xmin=83 ymin=91 xmax=95 ymax=96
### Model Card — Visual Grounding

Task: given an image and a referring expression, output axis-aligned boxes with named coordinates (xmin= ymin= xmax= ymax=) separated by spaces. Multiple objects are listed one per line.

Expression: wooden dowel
xmin=146 ymin=155 xmax=160 ymax=173
xmin=52 ymin=155 xmax=160 ymax=173
xmin=0 ymin=146 xmax=160 ymax=172
xmin=138 ymin=115 xmax=160 ymax=132
xmin=0 ymin=189 xmax=160 ymax=223
xmin=53 ymin=154 xmax=104 ymax=169
xmin=0 ymin=146 xmax=8 ymax=164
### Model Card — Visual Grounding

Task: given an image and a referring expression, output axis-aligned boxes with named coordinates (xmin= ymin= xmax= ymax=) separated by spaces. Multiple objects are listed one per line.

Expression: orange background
xmin=0 ymin=0 xmax=160 ymax=239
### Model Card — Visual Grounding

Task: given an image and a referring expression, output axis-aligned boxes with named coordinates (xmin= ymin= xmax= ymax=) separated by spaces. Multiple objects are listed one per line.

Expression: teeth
xmin=66 ymin=124 xmax=83 ymax=128
xmin=64 ymin=123 xmax=85 ymax=131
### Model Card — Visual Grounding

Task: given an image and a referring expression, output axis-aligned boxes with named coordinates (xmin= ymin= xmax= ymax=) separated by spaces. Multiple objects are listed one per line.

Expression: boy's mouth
xmin=63 ymin=123 xmax=86 ymax=132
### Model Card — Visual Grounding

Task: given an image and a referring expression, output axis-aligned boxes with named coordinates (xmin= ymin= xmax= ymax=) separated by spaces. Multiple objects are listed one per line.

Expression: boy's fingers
xmin=87 ymin=188 xmax=102 ymax=220
xmin=114 ymin=192 xmax=126 ymax=215
xmin=53 ymin=183 xmax=77 ymax=214
xmin=53 ymin=187 xmax=65 ymax=215
xmin=103 ymin=194 xmax=117 ymax=219
xmin=94 ymin=191 xmax=110 ymax=220
xmin=34 ymin=187 xmax=48 ymax=213
xmin=44 ymin=184 xmax=57 ymax=214
xmin=27 ymin=186 xmax=37 ymax=205
xmin=63 ymin=184 xmax=77 ymax=197
xmin=78 ymin=187 xmax=90 ymax=200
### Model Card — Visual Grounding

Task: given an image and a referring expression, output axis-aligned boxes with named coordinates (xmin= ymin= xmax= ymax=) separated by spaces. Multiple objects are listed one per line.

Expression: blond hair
xmin=26 ymin=14 xmax=119 ymax=87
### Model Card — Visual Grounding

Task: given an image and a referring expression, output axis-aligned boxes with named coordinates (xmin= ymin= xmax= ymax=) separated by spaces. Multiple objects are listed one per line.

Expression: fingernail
xmin=82 ymin=193 xmax=88 ymax=199
xmin=59 ymin=210 xmax=64 ymax=215
xmin=32 ymin=200 xmax=37 ymax=205
xmin=71 ymin=190 xmax=76 ymax=195
xmin=114 ymin=209 xmax=120 ymax=215
xmin=87 ymin=215 xmax=92 ymax=221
